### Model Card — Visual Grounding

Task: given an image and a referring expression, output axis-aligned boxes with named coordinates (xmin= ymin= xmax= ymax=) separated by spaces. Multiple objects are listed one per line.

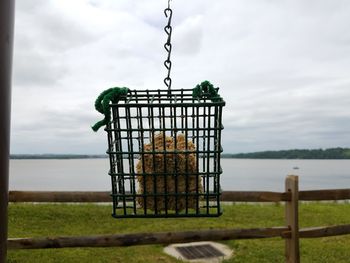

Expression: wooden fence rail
xmin=8 ymin=224 xmax=350 ymax=250
xmin=7 ymin=176 xmax=350 ymax=262
xmin=8 ymin=227 xmax=289 ymax=249
xmin=9 ymin=189 xmax=350 ymax=203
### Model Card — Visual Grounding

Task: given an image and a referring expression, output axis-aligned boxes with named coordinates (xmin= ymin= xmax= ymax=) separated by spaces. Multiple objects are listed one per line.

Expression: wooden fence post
xmin=285 ymin=175 xmax=300 ymax=263
xmin=0 ymin=1 xmax=15 ymax=262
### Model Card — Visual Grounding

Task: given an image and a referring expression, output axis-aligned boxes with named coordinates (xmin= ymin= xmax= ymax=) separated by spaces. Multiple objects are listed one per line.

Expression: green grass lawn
xmin=7 ymin=202 xmax=350 ymax=262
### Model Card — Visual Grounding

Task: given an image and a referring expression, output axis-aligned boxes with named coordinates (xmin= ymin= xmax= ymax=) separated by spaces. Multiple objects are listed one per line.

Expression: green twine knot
xmin=92 ymin=87 xmax=129 ymax=132
xmin=192 ymin=80 xmax=222 ymax=102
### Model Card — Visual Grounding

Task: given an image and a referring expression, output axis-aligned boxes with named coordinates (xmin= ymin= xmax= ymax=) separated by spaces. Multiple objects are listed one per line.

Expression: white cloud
xmin=11 ymin=0 xmax=350 ymax=154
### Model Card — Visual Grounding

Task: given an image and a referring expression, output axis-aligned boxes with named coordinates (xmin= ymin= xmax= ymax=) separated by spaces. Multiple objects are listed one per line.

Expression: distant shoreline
xmin=222 ymin=147 xmax=350 ymax=159
xmin=10 ymin=154 xmax=108 ymax=160
xmin=10 ymin=147 xmax=350 ymax=160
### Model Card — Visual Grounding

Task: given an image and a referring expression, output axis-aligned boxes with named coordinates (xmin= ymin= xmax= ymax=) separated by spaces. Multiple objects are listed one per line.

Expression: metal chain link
xmin=164 ymin=0 xmax=173 ymax=91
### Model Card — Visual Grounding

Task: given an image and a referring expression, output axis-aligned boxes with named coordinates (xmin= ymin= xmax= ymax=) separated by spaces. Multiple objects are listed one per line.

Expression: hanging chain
xmin=163 ymin=0 xmax=173 ymax=91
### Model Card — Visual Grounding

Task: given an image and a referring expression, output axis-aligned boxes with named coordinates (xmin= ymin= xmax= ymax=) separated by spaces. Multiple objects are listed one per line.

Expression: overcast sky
xmin=11 ymin=0 xmax=350 ymax=154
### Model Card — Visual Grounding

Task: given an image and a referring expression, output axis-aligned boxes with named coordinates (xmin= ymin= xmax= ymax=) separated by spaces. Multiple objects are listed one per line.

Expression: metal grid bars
xmin=106 ymin=88 xmax=225 ymax=218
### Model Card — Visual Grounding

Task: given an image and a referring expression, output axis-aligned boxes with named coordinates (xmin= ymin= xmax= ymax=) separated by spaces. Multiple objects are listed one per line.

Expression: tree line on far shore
xmin=10 ymin=147 xmax=350 ymax=159
xmin=222 ymin=147 xmax=350 ymax=159
xmin=10 ymin=154 xmax=107 ymax=159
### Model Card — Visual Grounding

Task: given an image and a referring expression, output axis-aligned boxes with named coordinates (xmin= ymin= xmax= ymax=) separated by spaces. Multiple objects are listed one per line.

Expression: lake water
xmin=9 ymin=159 xmax=350 ymax=192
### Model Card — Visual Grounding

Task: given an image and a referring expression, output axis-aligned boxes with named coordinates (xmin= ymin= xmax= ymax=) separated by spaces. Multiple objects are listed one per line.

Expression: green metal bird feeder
xmin=93 ymin=1 xmax=225 ymax=218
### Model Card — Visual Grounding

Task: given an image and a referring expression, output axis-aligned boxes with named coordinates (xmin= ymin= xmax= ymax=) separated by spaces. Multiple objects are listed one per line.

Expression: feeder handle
xmin=163 ymin=0 xmax=173 ymax=91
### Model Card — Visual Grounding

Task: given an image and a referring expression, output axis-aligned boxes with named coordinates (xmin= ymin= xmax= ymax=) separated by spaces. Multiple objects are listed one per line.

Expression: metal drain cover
xmin=164 ymin=241 xmax=233 ymax=262
xmin=175 ymin=244 xmax=225 ymax=260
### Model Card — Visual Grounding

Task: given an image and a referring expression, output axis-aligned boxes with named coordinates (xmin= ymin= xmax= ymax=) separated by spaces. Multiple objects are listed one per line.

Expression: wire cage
xmin=105 ymin=88 xmax=225 ymax=218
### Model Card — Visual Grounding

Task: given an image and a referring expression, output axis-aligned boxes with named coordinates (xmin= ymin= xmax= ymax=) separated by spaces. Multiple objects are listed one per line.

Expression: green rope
xmin=92 ymin=87 xmax=129 ymax=132
xmin=92 ymin=81 xmax=221 ymax=132
xmin=192 ymin=80 xmax=222 ymax=102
